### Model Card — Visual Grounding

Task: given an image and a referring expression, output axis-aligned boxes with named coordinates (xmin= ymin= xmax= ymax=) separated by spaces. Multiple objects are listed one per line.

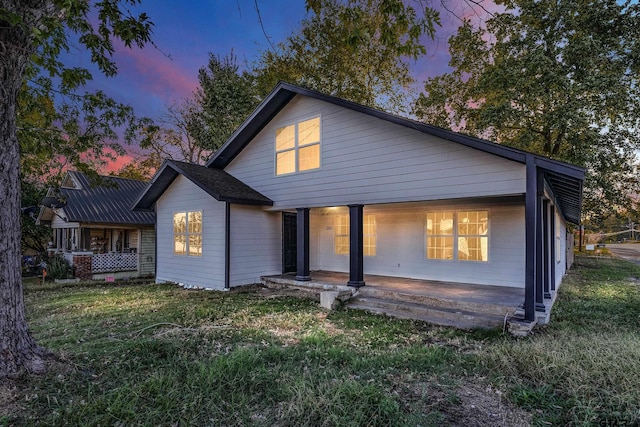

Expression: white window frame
xmin=173 ymin=210 xmax=203 ymax=257
xmin=275 ymin=116 xmax=321 ymax=176
xmin=426 ymin=210 xmax=489 ymax=262
xmin=334 ymin=214 xmax=376 ymax=256
xmin=334 ymin=215 xmax=350 ymax=255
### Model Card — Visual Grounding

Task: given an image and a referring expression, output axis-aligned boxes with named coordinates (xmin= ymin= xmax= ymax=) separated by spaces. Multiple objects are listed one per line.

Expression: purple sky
xmin=61 ymin=0 xmax=499 ymax=170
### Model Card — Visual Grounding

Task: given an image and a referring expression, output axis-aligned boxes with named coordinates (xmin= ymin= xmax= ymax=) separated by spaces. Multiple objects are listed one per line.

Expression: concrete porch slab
xmin=262 ymin=270 xmax=526 ymax=329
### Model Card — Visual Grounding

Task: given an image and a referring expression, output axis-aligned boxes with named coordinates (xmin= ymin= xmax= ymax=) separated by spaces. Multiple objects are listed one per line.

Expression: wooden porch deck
xmin=261 ymin=271 xmax=525 ymax=329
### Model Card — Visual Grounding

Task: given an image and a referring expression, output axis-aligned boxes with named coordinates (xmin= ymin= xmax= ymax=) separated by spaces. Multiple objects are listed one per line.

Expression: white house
xmin=134 ymin=83 xmax=584 ymax=323
xmin=38 ymin=171 xmax=156 ymax=280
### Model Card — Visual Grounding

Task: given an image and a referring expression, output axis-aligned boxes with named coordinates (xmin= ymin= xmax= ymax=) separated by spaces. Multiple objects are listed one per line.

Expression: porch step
xmin=355 ymin=286 xmax=516 ymax=318
xmin=347 ymin=296 xmax=508 ymax=329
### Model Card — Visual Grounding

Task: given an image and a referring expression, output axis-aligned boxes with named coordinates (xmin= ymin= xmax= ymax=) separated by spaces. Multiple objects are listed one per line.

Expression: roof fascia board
xmin=535 ymin=157 xmax=585 ymax=180
xmin=206 ymin=83 xmax=297 ymax=168
xmin=133 ymin=160 xmax=273 ymax=209
xmin=209 ymin=82 xmax=587 ymax=179
xmin=131 ymin=160 xmax=178 ymax=210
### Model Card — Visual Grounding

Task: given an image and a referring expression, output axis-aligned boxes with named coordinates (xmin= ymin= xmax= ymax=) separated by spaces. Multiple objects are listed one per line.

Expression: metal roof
xmin=207 ymin=82 xmax=585 ymax=224
xmin=133 ymin=160 xmax=273 ymax=210
xmin=42 ymin=172 xmax=155 ymax=226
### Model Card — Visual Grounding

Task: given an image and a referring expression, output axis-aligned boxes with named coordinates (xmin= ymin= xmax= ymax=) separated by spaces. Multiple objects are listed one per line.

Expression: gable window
xmin=275 ymin=116 xmax=321 ymax=175
xmin=173 ymin=211 xmax=202 ymax=256
xmin=426 ymin=210 xmax=488 ymax=261
xmin=334 ymin=214 xmax=376 ymax=256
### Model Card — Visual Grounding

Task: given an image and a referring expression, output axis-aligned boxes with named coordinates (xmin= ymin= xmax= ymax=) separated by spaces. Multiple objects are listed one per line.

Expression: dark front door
xmin=282 ymin=212 xmax=297 ymax=273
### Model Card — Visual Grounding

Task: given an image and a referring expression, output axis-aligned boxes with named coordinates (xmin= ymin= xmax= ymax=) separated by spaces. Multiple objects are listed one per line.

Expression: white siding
xmin=156 ymin=175 xmax=226 ymax=289
xmin=310 ymin=200 xmax=525 ymax=288
xmin=229 ymin=205 xmax=282 ymax=286
xmin=555 ymin=209 xmax=567 ymax=288
xmin=139 ymin=228 xmax=155 ymax=276
xmin=225 ymin=96 xmax=526 ymax=210
xmin=51 ymin=217 xmax=79 ymax=228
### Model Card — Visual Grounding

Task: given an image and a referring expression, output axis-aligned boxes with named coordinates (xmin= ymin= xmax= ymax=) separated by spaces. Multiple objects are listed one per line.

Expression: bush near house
xmin=44 ymin=254 xmax=74 ymax=281
xmin=2 ymin=255 xmax=639 ymax=426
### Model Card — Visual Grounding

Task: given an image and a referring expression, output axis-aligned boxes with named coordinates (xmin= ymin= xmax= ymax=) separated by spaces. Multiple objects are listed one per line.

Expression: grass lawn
xmin=2 ymin=255 xmax=640 ymax=426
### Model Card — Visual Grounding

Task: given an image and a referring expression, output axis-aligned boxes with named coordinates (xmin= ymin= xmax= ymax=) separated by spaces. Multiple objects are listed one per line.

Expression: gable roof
xmin=133 ymin=160 xmax=273 ymax=210
xmin=206 ymin=82 xmax=585 ymax=224
xmin=39 ymin=171 xmax=155 ymax=226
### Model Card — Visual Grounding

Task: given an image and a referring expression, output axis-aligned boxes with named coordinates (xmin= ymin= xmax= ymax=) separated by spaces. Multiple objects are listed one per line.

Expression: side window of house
xmin=173 ymin=211 xmax=202 ymax=256
xmin=275 ymin=116 xmax=321 ymax=175
xmin=426 ymin=210 xmax=488 ymax=262
xmin=334 ymin=214 xmax=377 ymax=256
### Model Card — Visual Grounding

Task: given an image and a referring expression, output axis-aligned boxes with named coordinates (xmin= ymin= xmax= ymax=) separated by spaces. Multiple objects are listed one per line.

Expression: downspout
xmin=225 ymin=202 xmax=230 ymax=290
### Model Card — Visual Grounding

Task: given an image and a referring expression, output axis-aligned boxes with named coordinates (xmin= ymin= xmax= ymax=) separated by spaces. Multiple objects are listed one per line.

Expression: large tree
xmin=0 ymin=0 xmax=152 ymax=377
xmin=192 ymin=52 xmax=259 ymax=152
xmin=255 ymin=0 xmax=440 ymax=114
xmin=413 ymin=0 xmax=640 ymax=224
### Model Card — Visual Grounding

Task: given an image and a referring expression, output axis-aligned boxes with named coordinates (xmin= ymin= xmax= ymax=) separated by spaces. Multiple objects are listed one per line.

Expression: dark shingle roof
xmin=55 ymin=172 xmax=155 ymax=225
xmin=206 ymin=82 xmax=585 ymax=224
xmin=133 ymin=160 xmax=273 ymax=210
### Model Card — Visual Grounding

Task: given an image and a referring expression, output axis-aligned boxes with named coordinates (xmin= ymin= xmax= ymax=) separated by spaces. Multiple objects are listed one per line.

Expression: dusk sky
xmin=62 ymin=0 xmax=499 ymax=170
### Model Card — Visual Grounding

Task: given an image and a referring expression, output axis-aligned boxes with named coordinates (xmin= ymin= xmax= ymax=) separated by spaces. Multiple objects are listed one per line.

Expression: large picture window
xmin=334 ymin=214 xmax=376 ymax=256
xmin=275 ymin=116 xmax=321 ymax=175
xmin=426 ymin=210 xmax=488 ymax=261
xmin=173 ymin=211 xmax=202 ymax=256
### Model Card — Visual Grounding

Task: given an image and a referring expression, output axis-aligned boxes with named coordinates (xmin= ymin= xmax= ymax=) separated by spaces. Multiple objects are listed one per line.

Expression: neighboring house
xmin=37 ymin=171 xmax=156 ymax=280
xmin=133 ymin=82 xmax=584 ymax=323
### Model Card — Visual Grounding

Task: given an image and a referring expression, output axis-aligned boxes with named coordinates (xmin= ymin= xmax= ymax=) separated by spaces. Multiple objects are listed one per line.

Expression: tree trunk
xmin=0 ymin=9 xmax=49 ymax=378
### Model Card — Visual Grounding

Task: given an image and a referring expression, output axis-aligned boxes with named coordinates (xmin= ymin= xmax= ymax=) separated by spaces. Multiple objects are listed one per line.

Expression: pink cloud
xmin=115 ymin=41 xmax=200 ymax=103
xmin=99 ymin=147 xmax=135 ymax=174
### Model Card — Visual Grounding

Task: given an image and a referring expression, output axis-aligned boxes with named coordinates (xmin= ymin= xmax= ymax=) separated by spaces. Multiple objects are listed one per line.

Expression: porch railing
xmin=91 ymin=252 xmax=138 ymax=273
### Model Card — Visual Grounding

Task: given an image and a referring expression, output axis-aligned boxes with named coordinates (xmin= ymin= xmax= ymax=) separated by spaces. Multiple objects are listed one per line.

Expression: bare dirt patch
xmin=450 ymin=382 xmax=532 ymax=427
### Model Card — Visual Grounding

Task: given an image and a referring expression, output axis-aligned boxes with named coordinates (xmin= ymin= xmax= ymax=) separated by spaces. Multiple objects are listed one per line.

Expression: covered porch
xmin=262 ymin=271 xmax=526 ymax=329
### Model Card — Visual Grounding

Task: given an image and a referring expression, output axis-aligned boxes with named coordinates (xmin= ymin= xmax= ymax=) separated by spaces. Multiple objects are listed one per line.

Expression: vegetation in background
xmin=255 ymin=0 xmax=439 ymax=114
xmin=2 ymin=255 xmax=639 ymax=425
xmin=413 ymin=0 xmax=640 ymax=225
xmin=1 ymin=0 xmax=153 ymax=378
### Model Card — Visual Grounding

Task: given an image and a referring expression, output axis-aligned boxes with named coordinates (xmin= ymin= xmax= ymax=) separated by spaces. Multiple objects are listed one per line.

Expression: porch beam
xmin=348 ymin=204 xmax=365 ymax=287
xmin=535 ymin=169 xmax=546 ymax=312
xmin=524 ymin=155 xmax=537 ymax=321
xmin=295 ymin=208 xmax=311 ymax=281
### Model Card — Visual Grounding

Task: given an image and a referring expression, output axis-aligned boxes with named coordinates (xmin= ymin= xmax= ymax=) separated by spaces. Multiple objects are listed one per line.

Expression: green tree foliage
xmin=20 ymin=179 xmax=50 ymax=255
xmin=192 ymin=52 xmax=258 ymax=152
xmin=413 ymin=0 xmax=640 ymax=223
xmin=0 ymin=0 xmax=153 ymax=377
xmin=255 ymin=0 xmax=440 ymax=114
xmin=18 ymin=82 xmax=139 ymax=183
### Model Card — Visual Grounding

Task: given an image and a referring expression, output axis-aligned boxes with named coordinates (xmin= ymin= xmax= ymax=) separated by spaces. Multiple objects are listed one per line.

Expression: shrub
xmin=46 ymin=254 xmax=74 ymax=280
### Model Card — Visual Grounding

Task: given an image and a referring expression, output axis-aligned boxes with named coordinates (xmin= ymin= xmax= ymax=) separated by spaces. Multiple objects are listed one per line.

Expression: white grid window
xmin=426 ymin=211 xmax=454 ymax=260
xmin=275 ymin=117 xmax=320 ymax=175
xmin=364 ymin=214 xmax=376 ymax=256
xmin=334 ymin=214 xmax=376 ymax=256
xmin=173 ymin=211 xmax=202 ymax=257
xmin=426 ymin=210 xmax=488 ymax=262
xmin=334 ymin=215 xmax=350 ymax=255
